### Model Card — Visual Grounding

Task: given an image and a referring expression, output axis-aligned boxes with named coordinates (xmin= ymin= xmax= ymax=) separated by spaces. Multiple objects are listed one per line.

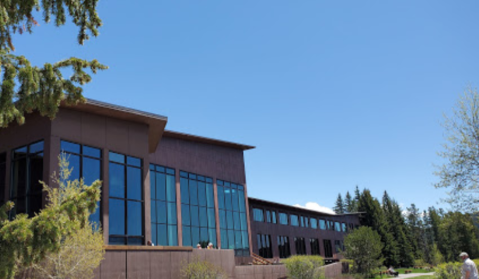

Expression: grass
xmin=395 ymin=267 xmax=433 ymax=274
xmin=411 ymin=276 xmax=434 ymax=279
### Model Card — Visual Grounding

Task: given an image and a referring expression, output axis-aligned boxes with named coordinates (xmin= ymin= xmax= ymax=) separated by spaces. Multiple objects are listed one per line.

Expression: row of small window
xmin=257 ymin=234 xmax=344 ymax=259
xmin=253 ymin=208 xmax=357 ymax=233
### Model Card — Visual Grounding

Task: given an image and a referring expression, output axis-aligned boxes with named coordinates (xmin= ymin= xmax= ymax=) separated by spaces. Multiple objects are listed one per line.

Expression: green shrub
xmin=180 ymin=257 xmax=227 ymax=279
xmin=434 ymin=262 xmax=462 ymax=279
xmin=282 ymin=255 xmax=325 ymax=279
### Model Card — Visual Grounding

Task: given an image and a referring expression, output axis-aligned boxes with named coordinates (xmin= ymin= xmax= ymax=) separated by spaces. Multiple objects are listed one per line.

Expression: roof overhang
xmin=64 ymin=99 xmax=168 ymax=153
xmin=163 ymin=130 xmax=255 ymax=151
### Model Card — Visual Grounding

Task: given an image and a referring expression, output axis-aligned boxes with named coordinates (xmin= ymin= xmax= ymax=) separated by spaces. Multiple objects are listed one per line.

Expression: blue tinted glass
xmin=182 ymin=226 xmax=191 ymax=247
xmin=150 ymin=164 xmax=155 ymax=171
xmin=109 ymin=163 xmax=125 ymax=198
xmin=157 ymin=201 xmax=167 ymax=223
xmin=231 ymin=189 xmax=239 ymax=211
xmin=109 ymin=237 xmax=126 ymax=245
xmin=217 ymin=180 xmax=223 ymax=186
xmin=127 ymin=201 xmax=142 ymax=236
xmin=206 ymin=183 xmax=214 ymax=208
xmin=227 ymin=211 xmax=234 ymax=229
xmin=189 ymin=173 xmax=196 ymax=180
xmin=207 ymin=208 xmax=215 ymax=228
xmin=168 ymin=225 xmax=178 ymax=246
xmin=180 ymin=171 xmax=188 ymax=178
xmin=89 ymin=201 xmax=101 ymax=226
xmin=127 ymin=156 xmax=141 ymax=167
xmin=242 ymin=231 xmax=249 ymax=249
xmin=235 ymin=231 xmax=242 ymax=249
xmin=127 ymin=238 xmax=143 ymax=245
xmin=240 ymin=213 xmax=247 ymax=231
xmin=158 ymin=224 xmax=167 ymax=246
xmin=225 ymin=182 xmax=230 ymax=187
xmin=228 ymin=230 xmax=235 ymax=249
xmin=198 ymin=182 xmax=207 ymax=207
xmin=208 ymin=229 xmax=217 ymax=247
xmin=180 ymin=178 xmax=189 ymax=204
xmin=157 ymin=173 xmax=166 ymax=201
xmin=238 ymin=190 xmax=246 ymax=212
xmin=151 ymin=200 xmax=156 ymax=223
xmin=83 ymin=146 xmax=101 ymax=158
xmin=206 ymin=177 xmax=213 ymax=183
xmin=151 ymin=223 xmax=157 ymax=245
xmin=127 ymin=167 xmax=142 ymax=200
xmin=200 ymin=227 xmax=208 ymax=243
xmin=166 ymin=168 xmax=175 ymax=175
xmin=109 ymin=152 xmax=125 ymax=164
xmin=221 ymin=229 xmax=228 ymax=249
xmin=83 ymin=157 xmax=101 ymax=185
xmin=168 ymin=202 xmax=177 ymax=225
xmin=166 ymin=175 xmax=176 ymax=202
xmin=61 ymin=141 xmax=80 ymax=154
xmin=150 ymin=172 xmax=156 ymax=201
xmin=199 ymin=207 xmax=207 ymax=227
xmin=109 ymin=199 xmax=125 ymax=235
xmin=224 ymin=188 xmax=232 ymax=210
xmin=189 ymin=180 xmax=198 ymax=206
xmin=191 ymin=227 xmax=200 ymax=247
xmin=29 ymin=141 xmax=44 ymax=153
xmin=291 ymin=215 xmax=299 ymax=226
xmin=182 ymin=204 xmax=190 ymax=225
xmin=197 ymin=175 xmax=205 ymax=181
xmin=233 ymin=212 xmax=241 ymax=230
xmin=13 ymin=146 xmax=27 ymax=158
xmin=219 ymin=210 xmax=226 ymax=229
xmin=217 ymin=186 xmax=225 ymax=209
xmin=68 ymin=154 xmax=81 ymax=181
xmin=190 ymin=205 xmax=199 ymax=227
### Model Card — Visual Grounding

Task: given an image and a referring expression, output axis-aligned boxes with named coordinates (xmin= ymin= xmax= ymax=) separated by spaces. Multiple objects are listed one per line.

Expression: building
xmin=0 ymin=99 xmax=359 ymax=277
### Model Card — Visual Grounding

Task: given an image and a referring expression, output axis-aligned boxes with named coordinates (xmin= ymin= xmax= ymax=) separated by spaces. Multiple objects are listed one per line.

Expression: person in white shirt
xmin=460 ymin=252 xmax=478 ymax=279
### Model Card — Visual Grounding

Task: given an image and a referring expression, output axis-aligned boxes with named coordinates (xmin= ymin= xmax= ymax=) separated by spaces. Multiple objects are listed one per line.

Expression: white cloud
xmin=293 ymin=202 xmax=336 ymax=215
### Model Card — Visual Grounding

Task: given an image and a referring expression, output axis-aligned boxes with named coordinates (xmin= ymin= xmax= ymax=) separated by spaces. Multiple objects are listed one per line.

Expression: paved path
xmin=397 ymin=272 xmax=435 ymax=278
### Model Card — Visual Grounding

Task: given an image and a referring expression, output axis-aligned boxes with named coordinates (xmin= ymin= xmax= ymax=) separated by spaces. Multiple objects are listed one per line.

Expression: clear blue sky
xmin=14 ymin=0 xmax=479 ymax=212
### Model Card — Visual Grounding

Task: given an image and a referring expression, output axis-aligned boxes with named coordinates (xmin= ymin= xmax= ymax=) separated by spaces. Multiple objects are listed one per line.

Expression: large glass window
xmin=257 ymin=234 xmax=273 ymax=258
xmin=335 ymin=221 xmax=341 ymax=232
xmin=310 ymin=238 xmax=320 ymax=255
xmin=108 ymin=152 xmax=143 ymax=245
xmin=150 ymin=164 xmax=177 ymax=246
xmin=334 ymin=240 xmax=342 ymax=253
xmin=0 ymin=153 xmax=6 ymax=205
xmin=10 ymin=141 xmax=44 ymax=218
xmin=294 ymin=237 xmax=306 ymax=255
xmin=253 ymin=208 xmax=264 ymax=222
xmin=61 ymin=141 xmax=102 ymax=225
xmin=319 ymin=219 xmax=326 ymax=230
xmin=266 ymin=210 xmax=276 ymax=224
xmin=278 ymin=235 xmax=291 ymax=258
xmin=279 ymin=212 xmax=288 ymax=225
xmin=181 ymin=171 xmax=216 ymax=248
xmin=217 ymin=179 xmax=249 ymax=256
xmin=310 ymin=218 xmax=318 ymax=229
xmin=323 ymin=239 xmax=333 ymax=258
xmin=290 ymin=214 xmax=299 ymax=227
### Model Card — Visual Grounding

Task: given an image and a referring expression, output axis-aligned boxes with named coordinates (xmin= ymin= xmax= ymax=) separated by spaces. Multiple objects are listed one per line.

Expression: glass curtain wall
xmin=108 ymin=152 xmax=144 ymax=245
xmin=180 ymin=171 xmax=216 ymax=247
xmin=0 ymin=153 xmax=6 ymax=205
xmin=150 ymin=164 xmax=177 ymax=246
xmin=61 ymin=140 xmax=102 ymax=224
xmin=10 ymin=141 xmax=44 ymax=218
xmin=217 ymin=179 xmax=249 ymax=256
xmin=257 ymin=234 xmax=273 ymax=258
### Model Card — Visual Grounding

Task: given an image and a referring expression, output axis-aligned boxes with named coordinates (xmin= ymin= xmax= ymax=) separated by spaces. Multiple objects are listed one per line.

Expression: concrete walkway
xmin=397 ymin=272 xmax=435 ymax=278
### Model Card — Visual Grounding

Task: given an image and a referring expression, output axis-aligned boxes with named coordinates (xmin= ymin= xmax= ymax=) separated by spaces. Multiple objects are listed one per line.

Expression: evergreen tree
xmin=0 ymin=1 xmax=107 ymax=128
xmin=353 ymin=185 xmax=361 ymax=212
xmin=358 ymin=189 xmax=398 ymax=267
xmin=406 ymin=204 xmax=422 ymax=259
xmin=334 ymin=194 xmax=345 ymax=214
xmin=344 ymin=191 xmax=354 ymax=213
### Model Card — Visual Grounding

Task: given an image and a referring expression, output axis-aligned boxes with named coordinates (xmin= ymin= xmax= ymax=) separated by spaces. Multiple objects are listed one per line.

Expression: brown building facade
xmin=0 ymin=99 xmax=359 ymax=266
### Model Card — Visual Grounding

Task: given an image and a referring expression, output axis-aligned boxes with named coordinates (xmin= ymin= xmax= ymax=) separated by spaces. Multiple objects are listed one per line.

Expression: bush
xmin=343 ymin=227 xmax=383 ymax=278
xmin=180 ymin=257 xmax=226 ymax=279
xmin=282 ymin=255 xmax=325 ymax=279
xmin=434 ymin=262 xmax=462 ymax=279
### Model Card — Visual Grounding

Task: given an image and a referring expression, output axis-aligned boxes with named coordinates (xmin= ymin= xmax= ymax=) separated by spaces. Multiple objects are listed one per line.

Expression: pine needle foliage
xmin=0 ymin=154 xmax=102 ymax=279
xmin=0 ymin=0 xmax=107 ymax=128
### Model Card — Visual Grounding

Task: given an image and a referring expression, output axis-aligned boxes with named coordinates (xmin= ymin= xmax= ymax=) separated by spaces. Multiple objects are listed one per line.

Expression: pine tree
xmin=344 ymin=191 xmax=354 ymax=213
xmin=334 ymin=194 xmax=345 ymax=214
xmin=353 ymin=185 xmax=361 ymax=212
xmin=406 ymin=204 xmax=422 ymax=259
xmin=0 ymin=1 xmax=107 ymax=127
